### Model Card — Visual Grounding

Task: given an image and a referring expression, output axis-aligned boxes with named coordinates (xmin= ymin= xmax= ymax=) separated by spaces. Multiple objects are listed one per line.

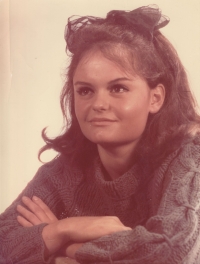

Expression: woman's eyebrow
xmin=74 ymin=78 xmax=132 ymax=86
xmin=108 ymin=78 xmax=132 ymax=84
xmin=73 ymin=81 xmax=92 ymax=86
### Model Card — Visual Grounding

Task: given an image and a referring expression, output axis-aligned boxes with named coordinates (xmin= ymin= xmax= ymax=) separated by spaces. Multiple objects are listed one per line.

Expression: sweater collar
xmin=94 ymin=157 xmax=142 ymax=200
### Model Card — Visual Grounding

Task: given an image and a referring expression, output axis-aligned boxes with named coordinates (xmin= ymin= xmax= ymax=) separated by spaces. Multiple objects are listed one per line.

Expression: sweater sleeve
xmin=75 ymin=140 xmax=200 ymax=264
xmin=0 ymin=157 xmax=65 ymax=264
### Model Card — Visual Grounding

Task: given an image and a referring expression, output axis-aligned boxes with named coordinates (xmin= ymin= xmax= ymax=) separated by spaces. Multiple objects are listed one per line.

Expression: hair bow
xmin=106 ymin=6 xmax=169 ymax=39
xmin=65 ymin=5 xmax=169 ymax=53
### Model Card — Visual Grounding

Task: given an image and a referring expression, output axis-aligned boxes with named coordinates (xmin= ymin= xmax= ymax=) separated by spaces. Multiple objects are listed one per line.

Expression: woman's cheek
xmin=75 ymin=100 xmax=90 ymax=122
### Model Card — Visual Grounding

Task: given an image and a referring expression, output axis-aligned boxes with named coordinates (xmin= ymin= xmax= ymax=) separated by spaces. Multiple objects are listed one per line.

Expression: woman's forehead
xmin=75 ymin=46 xmax=138 ymax=76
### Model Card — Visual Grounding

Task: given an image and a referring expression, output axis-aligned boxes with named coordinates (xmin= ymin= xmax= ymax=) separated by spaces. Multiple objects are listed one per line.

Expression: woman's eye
xmin=77 ymin=87 xmax=93 ymax=96
xmin=110 ymin=85 xmax=128 ymax=93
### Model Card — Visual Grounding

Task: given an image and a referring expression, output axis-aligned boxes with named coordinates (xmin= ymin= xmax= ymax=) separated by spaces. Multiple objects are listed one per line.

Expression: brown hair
xmin=39 ymin=9 xmax=200 ymax=171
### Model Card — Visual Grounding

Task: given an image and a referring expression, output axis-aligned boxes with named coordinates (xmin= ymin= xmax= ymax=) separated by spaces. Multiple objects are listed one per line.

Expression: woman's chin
xmin=87 ymin=136 xmax=117 ymax=146
xmin=87 ymin=137 xmax=127 ymax=148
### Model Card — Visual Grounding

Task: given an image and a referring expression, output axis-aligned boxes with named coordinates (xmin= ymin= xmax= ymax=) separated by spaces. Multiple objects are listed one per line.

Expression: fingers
xmin=64 ymin=243 xmax=84 ymax=259
xmin=17 ymin=196 xmax=58 ymax=226
xmin=17 ymin=215 xmax=33 ymax=227
xmin=17 ymin=203 xmax=42 ymax=225
xmin=31 ymin=196 xmax=58 ymax=222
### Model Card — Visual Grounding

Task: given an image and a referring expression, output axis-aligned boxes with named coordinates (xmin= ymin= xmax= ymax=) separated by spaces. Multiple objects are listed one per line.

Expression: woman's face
xmin=73 ymin=50 xmax=162 ymax=148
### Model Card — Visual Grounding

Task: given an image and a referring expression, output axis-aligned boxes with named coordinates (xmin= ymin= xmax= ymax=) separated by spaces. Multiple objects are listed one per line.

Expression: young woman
xmin=1 ymin=6 xmax=200 ymax=264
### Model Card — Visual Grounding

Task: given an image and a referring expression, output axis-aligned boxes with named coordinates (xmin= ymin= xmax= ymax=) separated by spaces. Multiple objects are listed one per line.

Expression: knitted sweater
xmin=0 ymin=136 xmax=200 ymax=264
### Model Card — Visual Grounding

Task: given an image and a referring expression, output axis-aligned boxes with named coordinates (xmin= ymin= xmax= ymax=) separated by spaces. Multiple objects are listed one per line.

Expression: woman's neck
xmin=97 ymin=143 xmax=137 ymax=180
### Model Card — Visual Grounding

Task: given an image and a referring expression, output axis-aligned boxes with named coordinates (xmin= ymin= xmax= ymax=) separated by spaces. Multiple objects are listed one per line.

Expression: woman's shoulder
xmin=148 ymin=133 xmax=200 ymax=210
xmin=150 ymin=132 xmax=200 ymax=186
xmin=159 ymin=132 xmax=200 ymax=185
xmin=173 ymin=132 xmax=200 ymax=175
xmin=37 ymin=154 xmax=75 ymax=173
xmin=161 ymin=132 xmax=200 ymax=173
xmin=179 ymin=132 xmax=200 ymax=158
xmin=34 ymin=154 xmax=85 ymax=186
xmin=35 ymin=155 xmax=65 ymax=178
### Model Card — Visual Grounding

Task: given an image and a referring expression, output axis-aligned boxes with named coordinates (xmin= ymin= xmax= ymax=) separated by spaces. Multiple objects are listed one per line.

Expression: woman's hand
xmin=60 ymin=215 xmax=131 ymax=242
xmin=17 ymin=196 xmax=64 ymax=258
xmin=17 ymin=196 xmax=58 ymax=227
xmin=41 ymin=215 xmax=131 ymax=258
xmin=17 ymin=196 xmax=131 ymax=243
xmin=17 ymin=196 xmax=132 ymax=258
xmin=60 ymin=243 xmax=84 ymax=259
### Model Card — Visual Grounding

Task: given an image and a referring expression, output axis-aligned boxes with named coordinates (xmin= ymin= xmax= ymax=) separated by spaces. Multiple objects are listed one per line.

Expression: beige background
xmin=1 ymin=0 xmax=200 ymax=213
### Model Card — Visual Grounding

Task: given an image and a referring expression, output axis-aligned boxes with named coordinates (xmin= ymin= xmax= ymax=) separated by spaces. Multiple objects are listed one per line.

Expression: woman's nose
xmin=92 ymin=91 xmax=110 ymax=111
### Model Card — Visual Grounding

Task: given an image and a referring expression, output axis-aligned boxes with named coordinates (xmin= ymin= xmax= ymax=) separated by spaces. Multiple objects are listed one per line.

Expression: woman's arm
xmin=0 ymin=158 xmax=65 ymax=264
xmin=74 ymin=140 xmax=200 ymax=263
xmin=0 ymin=155 xmax=131 ymax=263
xmin=16 ymin=196 xmax=131 ymax=258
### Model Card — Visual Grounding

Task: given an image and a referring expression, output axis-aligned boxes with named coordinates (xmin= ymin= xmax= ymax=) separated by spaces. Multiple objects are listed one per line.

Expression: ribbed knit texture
xmin=0 ymin=136 xmax=200 ymax=264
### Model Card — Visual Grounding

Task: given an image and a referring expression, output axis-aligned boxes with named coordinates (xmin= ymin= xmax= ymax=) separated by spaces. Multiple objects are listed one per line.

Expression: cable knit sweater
xmin=0 ymin=135 xmax=200 ymax=264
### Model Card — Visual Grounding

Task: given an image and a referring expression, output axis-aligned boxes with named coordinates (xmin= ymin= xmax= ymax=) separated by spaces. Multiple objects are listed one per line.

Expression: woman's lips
xmin=88 ymin=118 xmax=117 ymax=126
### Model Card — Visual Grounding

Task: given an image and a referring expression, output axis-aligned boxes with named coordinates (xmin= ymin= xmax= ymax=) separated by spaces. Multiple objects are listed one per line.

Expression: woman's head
xmin=73 ymin=49 xmax=165 ymax=149
xmin=40 ymin=6 xmax=200 ymax=167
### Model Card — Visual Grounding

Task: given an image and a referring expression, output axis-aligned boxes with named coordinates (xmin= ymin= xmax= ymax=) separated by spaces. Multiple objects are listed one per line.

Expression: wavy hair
xmin=39 ymin=7 xmax=200 ymax=171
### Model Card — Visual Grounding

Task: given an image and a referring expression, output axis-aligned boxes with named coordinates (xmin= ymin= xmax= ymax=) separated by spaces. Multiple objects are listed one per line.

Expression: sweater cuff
xmin=8 ymin=223 xmax=54 ymax=264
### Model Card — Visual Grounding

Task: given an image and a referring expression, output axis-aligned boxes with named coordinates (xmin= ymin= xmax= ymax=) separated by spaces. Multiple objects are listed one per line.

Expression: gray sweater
xmin=0 ymin=136 xmax=200 ymax=264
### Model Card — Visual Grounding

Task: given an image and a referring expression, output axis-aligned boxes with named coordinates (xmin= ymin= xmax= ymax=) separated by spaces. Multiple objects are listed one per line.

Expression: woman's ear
xmin=149 ymin=84 xmax=165 ymax=114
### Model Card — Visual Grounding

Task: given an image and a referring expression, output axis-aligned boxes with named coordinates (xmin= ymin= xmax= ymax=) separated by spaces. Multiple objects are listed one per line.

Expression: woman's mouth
xmin=88 ymin=118 xmax=117 ymax=126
